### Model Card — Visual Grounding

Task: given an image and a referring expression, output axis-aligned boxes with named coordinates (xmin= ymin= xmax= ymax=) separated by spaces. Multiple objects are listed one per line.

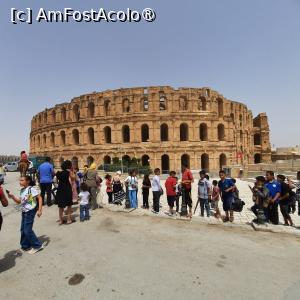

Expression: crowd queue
xmin=0 ymin=151 xmax=300 ymax=254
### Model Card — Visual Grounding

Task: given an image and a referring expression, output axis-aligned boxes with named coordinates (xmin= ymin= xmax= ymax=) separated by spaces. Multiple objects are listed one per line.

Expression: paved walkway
xmin=98 ymin=177 xmax=300 ymax=235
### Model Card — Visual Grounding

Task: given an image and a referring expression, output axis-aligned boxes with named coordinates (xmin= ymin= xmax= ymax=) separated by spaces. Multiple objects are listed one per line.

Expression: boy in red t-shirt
xmin=181 ymin=165 xmax=194 ymax=217
xmin=165 ymin=171 xmax=177 ymax=215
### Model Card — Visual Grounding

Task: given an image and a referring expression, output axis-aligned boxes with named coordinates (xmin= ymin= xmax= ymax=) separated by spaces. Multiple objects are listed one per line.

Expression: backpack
xmin=232 ymin=198 xmax=245 ymax=212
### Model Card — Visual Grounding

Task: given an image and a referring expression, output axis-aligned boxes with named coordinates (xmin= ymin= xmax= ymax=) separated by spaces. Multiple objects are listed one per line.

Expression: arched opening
xmin=88 ymin=102 xmax=95 ymax=118
xmin=202 ymin=97 xmax=207 ymax=111
xmin=199 ymin=97 xmax=207 ymax=111
xmin=254 ymin=133 xmax=261 ymax=145
xmin=141 ymin=154 xmax=150 ymax=166
xmin=161 ymin=154 xmax=170 ymax=174
xmin=37 ymin=136 xmax=41 ymax=148
xmin=141 ymin=98 xmax=149 ymax=111
xmin=87 ymin=156 xmax=94 ymax=167
xmin=72 ymin=129 xmax=80 ymax=145
xmin=43 ymin=134 xmax=47 ymax=147
xmin=104 ymin=155 xmax=111 ymax=165
xmin=43 ymin=113 xmax=47 ymax=124
xmin=104 ymin=100 xmax=110 ymax=116
xmin=199 ymin=123 xmax=208 ymax=141
xmin=122 ymin=125 xmax=130 ymax=143
xmin=218 ymin=124 xmax=225 ymax=141
xmin=201 ymin=154 xmax=209 ymax=171
xmin=160 ymin=123 xmax=168 ymax=141
xmin=217 ymin=98 xmax=224 ymax=117
xmin=104 ymin=126 xmax=112 ymax=143
xmin=141 ymin=124 xmax=149 ymax=142
xmin=72 ymin=157 xmax=79 ymax=169
xmin=61 ymin=107 xmax=66 ymax=122
xmin=122 ymin=99 xmax=130 ymax=113
xmin=50 ymin=132 xmax=55 ymax=147
xmin=73 ymin=104 xmax=80 ymax=121
xmin=122 ymin=155 xmax=131 ymax=166
xmin=219 ymin=153 xmax=227 ymax=170
xmin=254 ymin=153 xmax=262 ymax=164
xmin=52 ymin=110 xmax=56 ymax=123
xmin=230 ymin=113 xmax=235 ymax=123
xmin=88 ymin=127 xmax=95 ymax=145
xmin=180 ymin=123 xmax=189 ymax=141
xmin=60 ymin=131 xmax=66 ymax=146
xmin=159 ymin=94 xmax=166 ymax=111
xmin=179 ymin=97 xmax=188 ymax=111
xmin=181 ymin=154 xmax=190 ymax=169
xmin=240 ymin=130 xmax=243 ymax=144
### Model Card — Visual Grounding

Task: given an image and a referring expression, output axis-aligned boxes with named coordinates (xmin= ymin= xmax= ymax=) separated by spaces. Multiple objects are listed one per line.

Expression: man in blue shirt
xmin=37 ymin=157 xmax=55 ymax=206
xmin=265 ymin=170 xmax=281 ymax=224
xmin=218 ymin=170 xmax=235 ymax=222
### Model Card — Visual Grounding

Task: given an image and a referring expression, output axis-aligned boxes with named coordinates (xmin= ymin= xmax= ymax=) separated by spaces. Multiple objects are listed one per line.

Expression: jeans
xmin=153 ymin=191 xmax=161 ymax=212
xmin=80 ymin=204 xmax=90 ymax=221
xmin=40 ymin=182 xmax=52 ymax=206
xmin=199 ymin=198 xmax=210 ymax=216
xmin=129 ymin=190 xmax=137 ymax=208
xmin=20 ymin=209 xmax=42 ymax=250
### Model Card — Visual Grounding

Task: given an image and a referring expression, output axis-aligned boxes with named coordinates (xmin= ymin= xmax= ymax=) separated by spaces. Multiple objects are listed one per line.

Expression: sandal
xmin=223 ymin=216 xmax=229 ymax=222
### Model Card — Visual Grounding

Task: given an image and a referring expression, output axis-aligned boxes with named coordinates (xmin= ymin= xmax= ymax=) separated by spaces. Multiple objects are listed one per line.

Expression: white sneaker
xmin=28 ymin=242 xmax=47 ymax=254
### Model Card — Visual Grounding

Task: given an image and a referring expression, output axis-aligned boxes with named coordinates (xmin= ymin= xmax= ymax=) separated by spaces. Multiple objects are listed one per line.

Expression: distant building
xmin=0 ymin=155 xmax=19 ymax=164
xmin=29 ymin=86 xmax=272 ymax=172
xmin=271 ymin=147 xmax=300 ymax=162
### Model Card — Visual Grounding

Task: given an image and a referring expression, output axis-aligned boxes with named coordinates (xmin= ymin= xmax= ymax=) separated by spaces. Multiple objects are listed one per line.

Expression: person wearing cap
xmin=197 ymin=170 xmax=212 ymax=217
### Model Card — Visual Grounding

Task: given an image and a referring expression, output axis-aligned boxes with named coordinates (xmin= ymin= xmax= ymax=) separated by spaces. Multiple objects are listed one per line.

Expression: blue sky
xmin=1 ymin=0 xmax=300 ymax=155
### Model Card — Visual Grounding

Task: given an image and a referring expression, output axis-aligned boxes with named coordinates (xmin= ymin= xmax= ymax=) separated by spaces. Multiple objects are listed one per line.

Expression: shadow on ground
xmin=0 ymin=250 xmax=22 ymax=273
xmin=38 ymin=235 xmax=51 ymax=246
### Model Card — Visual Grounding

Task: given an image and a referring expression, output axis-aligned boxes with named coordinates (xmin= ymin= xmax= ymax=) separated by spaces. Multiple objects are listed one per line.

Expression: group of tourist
xmin=1 ymin=152 xmax=300 ymax=254
xmin=250 ymin=171 xmax=300 ymax=226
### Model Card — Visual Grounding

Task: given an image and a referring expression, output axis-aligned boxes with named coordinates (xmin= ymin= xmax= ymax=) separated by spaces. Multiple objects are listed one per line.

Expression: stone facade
xmin=29 ymin=86 xmax=272 ymax=172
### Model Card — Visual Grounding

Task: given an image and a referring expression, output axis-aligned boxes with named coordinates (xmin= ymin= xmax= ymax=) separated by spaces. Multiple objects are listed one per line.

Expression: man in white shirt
xmin=151 ymin=168 xmax=162 ymax=213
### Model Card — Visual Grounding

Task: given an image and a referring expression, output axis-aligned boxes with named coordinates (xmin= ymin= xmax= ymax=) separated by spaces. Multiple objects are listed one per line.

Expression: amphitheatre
xmin=30 ymin=86 xmax=271 ymax=173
